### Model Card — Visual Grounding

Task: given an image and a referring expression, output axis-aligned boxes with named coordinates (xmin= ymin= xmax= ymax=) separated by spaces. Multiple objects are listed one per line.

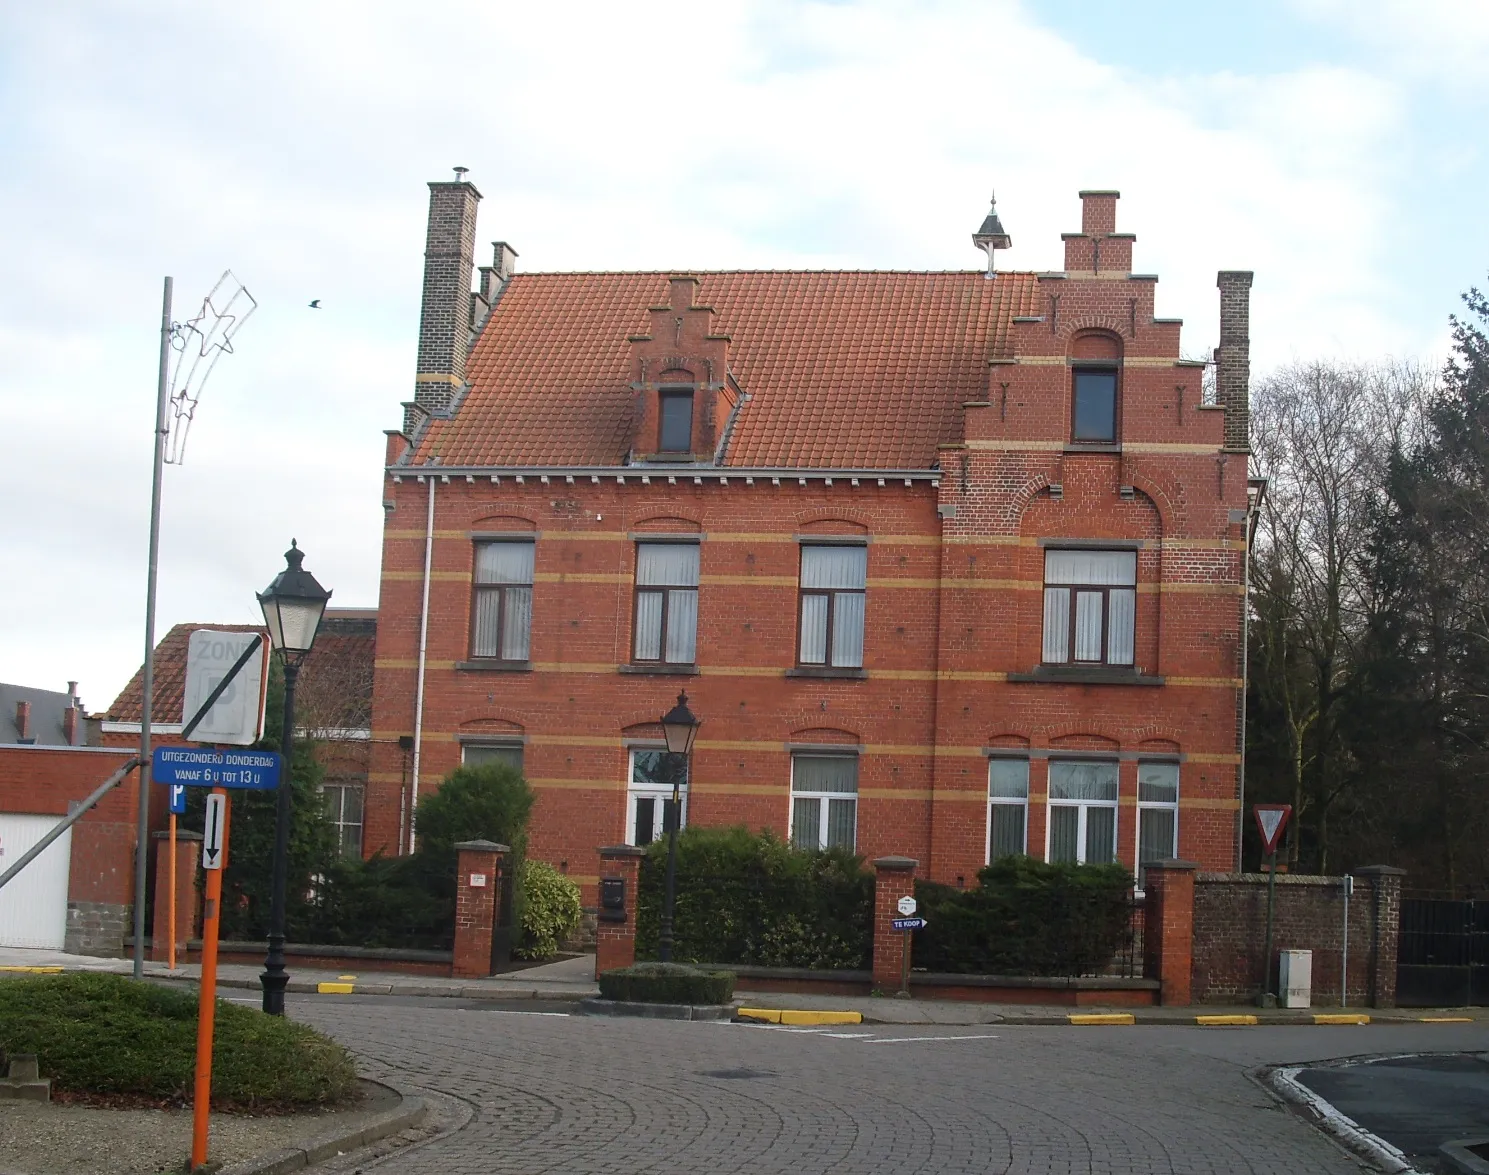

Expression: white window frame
xmin=1045 ymin=759 xmax=1119 ymax=865
xmin=1136 ymin=760 xmax=1180 ymax=888
xmin=322 ymin=783 xmax=364 ymax=858
xmin=626 ymin=747 xmax=688 ymax=847
xmin=788 ymin=752 xmax=859 ymax=851
xmin=632 ymin=541 xmax=700 ymax=665
xmin=987 ymin=757 xmax=1029 ymax=862
xmin=461 ymin=742 xmax=524 ymax=772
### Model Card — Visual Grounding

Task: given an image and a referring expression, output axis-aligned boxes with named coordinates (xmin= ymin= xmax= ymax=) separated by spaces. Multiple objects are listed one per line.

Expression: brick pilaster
xmin=871 ymin=856 xmax=919 ymax=994
xmin=1143 ymin=859 xmax=1197 ymax=1006
xmin=452 ymin=839 xmax=507 ymax=979
xmin=150 ymin=830 xmax=202 ymax=964
xmin=595 ymin=845 xmax=645 ymax=979
xmin=1353 ymin=865 xmax=1405 ymax=1008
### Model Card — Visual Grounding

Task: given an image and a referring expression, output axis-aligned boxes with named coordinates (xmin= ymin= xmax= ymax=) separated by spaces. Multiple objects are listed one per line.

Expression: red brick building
xmin=369 ymin=177 xmax=1257 ymax=900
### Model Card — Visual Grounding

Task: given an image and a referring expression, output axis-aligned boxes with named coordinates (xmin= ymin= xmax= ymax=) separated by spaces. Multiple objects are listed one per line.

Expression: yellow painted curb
xmin=736 ymin=1008 xmax=862 ymax=1025
xmin=0 ymin=966 xmax=64 ymax=974
xmin=1313 ymin=1013 xmax=1370 ymax=1025
xmin=1419 ymin=1016 xmax=1473 ymax=1023
xmin=317 ymin=981 xmax=355 ymax=994
xmin=1068 ymin=1013 xmax=1135 ymax=1025
xmin=1196 ymin=1014 xmax=1258 ymax=1026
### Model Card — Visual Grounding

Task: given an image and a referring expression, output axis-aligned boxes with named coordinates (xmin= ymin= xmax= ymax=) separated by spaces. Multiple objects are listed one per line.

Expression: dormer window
xmin=658 ymin=389 xmax=694 ymax=453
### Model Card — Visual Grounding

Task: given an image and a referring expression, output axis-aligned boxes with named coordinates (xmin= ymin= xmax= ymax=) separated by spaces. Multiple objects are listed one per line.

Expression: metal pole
xmin=1260 ymin=847 xmax=1278 ymax=1007
xmin=1341 ymin=874 xmax=1352 ymax=1008
xmin=134 ymin=275 xmax=173 ymax=981
xmin=659 ymin=774 xmax=680 ymax=964
xmin=261 ymin=659 xmax=299 ymax=1014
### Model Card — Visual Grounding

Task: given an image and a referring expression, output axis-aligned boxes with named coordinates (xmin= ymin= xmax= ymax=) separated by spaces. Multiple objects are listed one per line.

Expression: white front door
xmin=0 ymin=814 xmax=72 ymax=950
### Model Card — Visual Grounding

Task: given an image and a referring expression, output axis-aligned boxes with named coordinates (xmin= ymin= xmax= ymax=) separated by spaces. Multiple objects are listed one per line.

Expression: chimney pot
xmin=1216 ymin=270 xmax=1254 ymax=453
xmin=15 ymin=700 xmax=30 ymax=741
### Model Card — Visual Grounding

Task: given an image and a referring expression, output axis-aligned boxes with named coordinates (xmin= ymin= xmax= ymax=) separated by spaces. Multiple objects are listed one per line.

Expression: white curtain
xmin=501 ymin=586 xmax=532 ymax=660
xmin=791 ymin=797 xmax=820 ymax=850
xmin=1084 ymin=807 xmax=1117 ymax=864
xmin=1107 ymin=589 xmax=1135 ymax=664
xmin=793 ymin=754 xmax=858 ymax=794
xmin=826 ymin=798 xmax=857 ymax=849
xmin=1049 ymin=761 xmax=1118 ymax=802
xmin=634 ymin=591 xmax=663 ymax=660
xmin=1043 ymin=587 xmax=1070 ymax=662
xmin=801 ymin=545 xmax=866 ymax=589
xmin=988 ymin=758 xmax=1029 ymax=799
xmin=665 ymin=589 xmax=698 ymax=662
xmin=637 ymin=543 xmax=699 ymax=586
xmin=1138 ymin=761 xmax=1179 ymax=804
xmin=1049 ymin=807 xmax=1079 ymax=863
xmin=1045 ymin=549 xmax=1135 ymax=586
xmin=1074 ymin=591 xmax=1103 ymax=661
xmin=799 ymin=594 xmax=828 ymax=663
xmin=831 ymin=593 xmax=865 ymax=667
xmin=472 ymin=590 xmax=502 ymax=657
xmin=476 ymin=541 xmax=534 ymax=584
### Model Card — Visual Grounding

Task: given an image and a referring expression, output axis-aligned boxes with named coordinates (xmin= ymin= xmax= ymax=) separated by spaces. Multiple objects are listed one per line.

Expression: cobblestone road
xmin=294 ymin=998 xmax=1489 ymax=1175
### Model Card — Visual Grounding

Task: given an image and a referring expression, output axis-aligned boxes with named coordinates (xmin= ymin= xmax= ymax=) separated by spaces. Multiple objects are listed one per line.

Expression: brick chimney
xmin=1216 ymin=271 xmax=1254 ymax=453
xmin=15 ymin=700 xmax=30 ymax=742
xmin=405 ymin=168 xmax=484 ymax=437
xmin=1063 ymin=190 xmax=1134 ymax=274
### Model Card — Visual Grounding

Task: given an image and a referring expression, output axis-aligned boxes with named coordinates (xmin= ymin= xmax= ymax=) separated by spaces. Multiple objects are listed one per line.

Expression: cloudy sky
xmin=2 ymin=0 xmax=1485 ymax=713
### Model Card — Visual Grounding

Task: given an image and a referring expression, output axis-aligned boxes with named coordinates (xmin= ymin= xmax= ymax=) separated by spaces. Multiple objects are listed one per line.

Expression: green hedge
xmin=635 ymin=826 xmax=872 ymax=969
xmin=912 ymin=857 xmax=1135 ymax=976
xmin=519 ymin=860 xmax=583 ymax=959
xmin=0 ymin=973 xmax=358 ymax=1108
xmin=598 ymin=963 xmax=736 ymax=1005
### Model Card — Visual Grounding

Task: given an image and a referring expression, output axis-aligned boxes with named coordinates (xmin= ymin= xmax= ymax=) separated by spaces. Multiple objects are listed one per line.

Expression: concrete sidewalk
xmin=3 ymin=947 xmax=1483 ymax=1027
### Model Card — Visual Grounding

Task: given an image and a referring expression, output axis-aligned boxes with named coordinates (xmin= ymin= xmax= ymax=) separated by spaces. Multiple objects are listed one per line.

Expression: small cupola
xmin=972 ymin=193 xmax=1012 ymax=279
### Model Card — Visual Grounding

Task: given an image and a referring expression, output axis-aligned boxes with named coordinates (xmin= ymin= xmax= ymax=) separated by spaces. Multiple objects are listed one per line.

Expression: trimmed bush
xmin=0 ymin=972 xmax=358 ymax=1108
xmin=913 ymin=856 xmax=1135 ymax=976
xmin=635 ymin=826 xmax=872 ymax=969
xmin=518 ymin=860 xmax=583 ymax=959
xmin=598 ymin=962 xmax=736 ymax=1005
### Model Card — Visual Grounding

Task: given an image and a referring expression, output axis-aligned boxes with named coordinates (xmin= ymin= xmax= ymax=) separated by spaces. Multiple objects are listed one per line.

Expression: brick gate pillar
xmin=595 ymin=845 xmax=645 ymax=979
xmin=150 ymin=830 xmax=202 ymax=964
xmin=872 ymin=856 xmax=919 ymax=994
xmin=1353 ymin=865 xmax=1406 ymax=1008
xmin=1142 ymin=859 xmax=1197 ymax=1006
xmin=452 ymin=840 xmax=508 ymax=979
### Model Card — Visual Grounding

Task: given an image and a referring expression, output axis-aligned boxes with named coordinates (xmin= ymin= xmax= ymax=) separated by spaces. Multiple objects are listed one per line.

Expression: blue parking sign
xmin=168 ymin=783 xmax=187 ymax=814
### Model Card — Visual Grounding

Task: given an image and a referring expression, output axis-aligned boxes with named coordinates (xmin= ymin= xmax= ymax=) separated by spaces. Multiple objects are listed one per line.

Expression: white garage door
xmin=0 ymin=814 xmax=72 ymax=950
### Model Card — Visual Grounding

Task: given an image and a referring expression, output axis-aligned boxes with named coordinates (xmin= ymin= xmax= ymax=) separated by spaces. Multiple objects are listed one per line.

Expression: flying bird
xmin=309 ymin=299 xmax=321 ymax=308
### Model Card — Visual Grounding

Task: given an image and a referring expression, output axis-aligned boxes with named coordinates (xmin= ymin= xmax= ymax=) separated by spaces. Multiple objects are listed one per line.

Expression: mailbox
xmin=599 ymin=876 xmax=626 ymax=922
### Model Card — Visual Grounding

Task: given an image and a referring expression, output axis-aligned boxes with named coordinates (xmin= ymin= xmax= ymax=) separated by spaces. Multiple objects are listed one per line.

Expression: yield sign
xmin=1253 ymin=804 xmax=1291 ymax=856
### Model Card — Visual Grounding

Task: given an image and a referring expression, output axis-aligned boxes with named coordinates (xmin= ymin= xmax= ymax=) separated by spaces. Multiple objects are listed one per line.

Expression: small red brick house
xmin=369 ymin=176 xmax=1257 ymax=902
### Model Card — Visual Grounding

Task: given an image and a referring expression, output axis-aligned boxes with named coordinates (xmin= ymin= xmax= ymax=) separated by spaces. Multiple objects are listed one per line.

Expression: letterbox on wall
xmin=599 ymin=876 xmax=626 ymax=922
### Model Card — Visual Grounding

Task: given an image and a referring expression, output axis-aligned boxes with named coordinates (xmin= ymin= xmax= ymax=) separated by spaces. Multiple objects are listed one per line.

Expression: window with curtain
xmin=1042 ymin=549 xmax=1136 ymax=667
xmin=798 ymin=545 xmax=867 ymax=668
xmin=1072 ymin=369 xmax=1118 ymax=442
xmin=1137 ymin=761 xmax=1179 ymax=887
xmin=659 ymin=391 xmax=694 ymax=452
xmin=626 ymin=748 xmax=688 ymax=847
xmin=790 ymin=753 xmax=858 ymax=851
xmin=322 ymin=783 xmax=364 ymax=858
xmin=471 ymin=541 xmax=534 ymax=661
xmin=987 ymin=758 xmax=1029 ymax=861
xmin=462 ymin=743 xmax=524 ymax=772
xmin=1047 ymin=760 xmax=1118 ymax=865
xmin=633 ymin=543 xmax=700 ymax=664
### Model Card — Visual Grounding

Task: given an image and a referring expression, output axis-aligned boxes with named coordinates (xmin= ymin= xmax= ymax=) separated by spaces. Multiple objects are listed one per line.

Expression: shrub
xmin=0 ymin=972 xmax=358 ymax=1108
xmin=598 ymin=962 xmax=736 ymax=1005
xmin=518 ymin=860 xmax=582 ymax=959
xmin=414 ymin=762 xmax=534 ymax=870
xmin=912 ymin=856 xmax=1134 ymax=976
xmin=297 ymin=851 xmax=455 ymax=951
xmin=635 ymin=826 xmax=872 ymax=969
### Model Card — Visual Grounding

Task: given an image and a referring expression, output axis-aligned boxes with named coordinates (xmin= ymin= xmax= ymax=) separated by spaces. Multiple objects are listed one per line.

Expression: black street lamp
xmin=657 ymin=692 xmax=700 ymax=964
xmin=256 ymin=540 xmax=331 ymax=1015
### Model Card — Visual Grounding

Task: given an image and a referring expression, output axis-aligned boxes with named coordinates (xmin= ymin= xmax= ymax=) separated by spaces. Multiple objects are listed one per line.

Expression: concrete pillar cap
xmin=1351 ymin=865 xmax=1406 ymax=876
xmin=599 ymin=845 xmax=647 ymax=858
xmin=1146 ymin=859 xmax=1199 ymax=872
xmin=872 ymin=856 xmax=919 ymax=870
xmin=454 ymin=839 xmax=509 ymax=853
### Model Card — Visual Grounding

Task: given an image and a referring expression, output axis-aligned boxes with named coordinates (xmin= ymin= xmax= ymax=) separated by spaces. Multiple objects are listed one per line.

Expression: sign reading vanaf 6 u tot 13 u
xmin=152 ymin=747 xmax=281 ymax=790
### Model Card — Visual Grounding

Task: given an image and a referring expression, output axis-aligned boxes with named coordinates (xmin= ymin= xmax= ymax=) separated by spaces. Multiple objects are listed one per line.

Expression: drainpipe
xmin=409 ymin=474 xmax=435 ymax=854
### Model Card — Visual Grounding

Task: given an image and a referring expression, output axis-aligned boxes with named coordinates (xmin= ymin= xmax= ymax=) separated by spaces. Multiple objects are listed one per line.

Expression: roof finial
xmin=972 ymin=192 xmax=1012 ymax=280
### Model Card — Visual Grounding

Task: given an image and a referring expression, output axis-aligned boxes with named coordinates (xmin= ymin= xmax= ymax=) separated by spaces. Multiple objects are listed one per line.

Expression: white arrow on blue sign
xmin=891 ymin=916 xmax=928 ymax=931
xmin=153 ymin=747 xmax=281 ymax=790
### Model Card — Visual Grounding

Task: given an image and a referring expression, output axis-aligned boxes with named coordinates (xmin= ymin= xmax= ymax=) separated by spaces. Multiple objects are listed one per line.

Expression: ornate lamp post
xmin=657 ymin=692 xmax=700 ymax=964
xmin=256 ymin=540 xmax=331 ymax=1015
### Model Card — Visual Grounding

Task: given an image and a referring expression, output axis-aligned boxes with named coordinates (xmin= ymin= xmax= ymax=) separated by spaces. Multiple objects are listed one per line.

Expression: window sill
xmin=455 ymin=659 xmax=532 ymax=673
xmin=1008 ymin=666 xmax=1164 ymax=686
xmin=619 ymin=663 xmax=700 ymax=676
xmin=1063 ymin=443 xmax=1122 ymax=454
xmin=786 ymin=667 xmax=869 ymax=680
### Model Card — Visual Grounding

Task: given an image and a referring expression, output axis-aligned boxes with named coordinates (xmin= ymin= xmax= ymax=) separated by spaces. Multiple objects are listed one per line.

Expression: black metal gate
xmin=1397 ymin=897 xmax=1489 ymax=1007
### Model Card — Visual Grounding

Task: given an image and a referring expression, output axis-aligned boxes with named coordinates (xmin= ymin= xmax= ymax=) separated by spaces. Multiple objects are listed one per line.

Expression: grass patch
xmin=0 ymin=972 xmax=359 ymax=1110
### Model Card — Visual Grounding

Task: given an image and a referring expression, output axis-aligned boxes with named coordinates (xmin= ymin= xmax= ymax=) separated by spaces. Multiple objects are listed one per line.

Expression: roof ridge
xmin=506 ymin=268 xmax=1039 ymax=278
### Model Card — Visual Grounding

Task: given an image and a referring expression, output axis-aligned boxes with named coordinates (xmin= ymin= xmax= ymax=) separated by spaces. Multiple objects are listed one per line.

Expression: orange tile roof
xmin=414 ymin=270 xmax=1040 ymax=470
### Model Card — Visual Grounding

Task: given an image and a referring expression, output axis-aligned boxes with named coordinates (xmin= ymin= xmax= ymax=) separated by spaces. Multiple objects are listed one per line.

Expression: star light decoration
xmin=165 ymin=270 xmax=258 ymax=464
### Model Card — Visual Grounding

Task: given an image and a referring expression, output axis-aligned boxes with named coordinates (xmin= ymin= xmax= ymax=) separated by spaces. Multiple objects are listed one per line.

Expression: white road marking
xmin=862 ymin=1034 xmax=1001 ymax=1044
